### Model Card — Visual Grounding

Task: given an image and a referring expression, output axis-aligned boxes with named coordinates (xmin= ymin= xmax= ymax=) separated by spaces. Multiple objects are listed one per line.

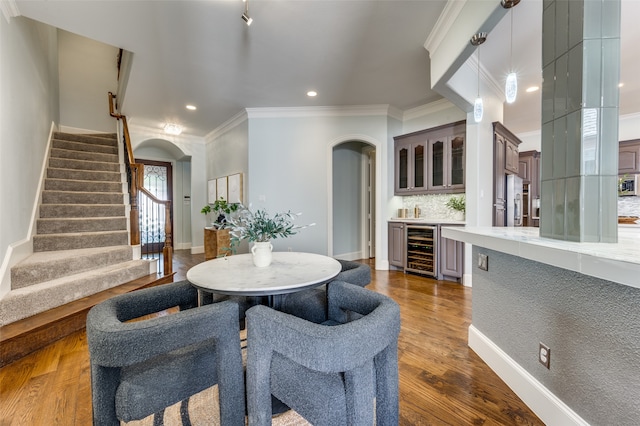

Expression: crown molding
xmin=466 ymin=53 xmax=505 ymax=102
xmin=205 ymin=109 xmax=248 ymax=142
xmin=0 ymin=0 xmax=19 ymax=22
xmin=423 ymin=0 xmax=467 ymax=57
xmin=245 ymin=104 xmax=397 ymax=120
xmin=403 ymin=98 xmax=460 ymax=122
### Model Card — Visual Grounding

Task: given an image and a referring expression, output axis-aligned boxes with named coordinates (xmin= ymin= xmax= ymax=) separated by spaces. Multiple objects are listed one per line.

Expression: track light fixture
xmin=241 ymin=0 xmax=253 ymax=26
xmin=470 ymin=32 xmax=487 ymax=123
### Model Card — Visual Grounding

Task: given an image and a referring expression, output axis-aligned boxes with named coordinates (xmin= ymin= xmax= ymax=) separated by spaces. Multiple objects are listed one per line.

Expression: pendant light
xmin=502 ymin=0 xmax=520 ymax=103
xmin=504 ymin=8 xmax=517 ymax=103
xmin=470 ymin=32 xmax=487 ymax=123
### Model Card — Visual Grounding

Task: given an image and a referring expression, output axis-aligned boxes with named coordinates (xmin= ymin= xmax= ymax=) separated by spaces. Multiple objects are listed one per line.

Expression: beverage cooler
xmin=405 ymin=225 xmax=437 ymax=277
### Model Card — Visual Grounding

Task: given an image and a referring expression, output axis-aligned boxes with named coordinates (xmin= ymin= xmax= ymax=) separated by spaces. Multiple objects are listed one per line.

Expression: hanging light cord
xmin=477 ymin=48 xmax=480 ymax=98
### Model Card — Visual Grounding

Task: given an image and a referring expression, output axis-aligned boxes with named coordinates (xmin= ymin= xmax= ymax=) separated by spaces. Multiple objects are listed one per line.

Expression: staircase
xmin=0 ymin=132 xmax=153 ymax=327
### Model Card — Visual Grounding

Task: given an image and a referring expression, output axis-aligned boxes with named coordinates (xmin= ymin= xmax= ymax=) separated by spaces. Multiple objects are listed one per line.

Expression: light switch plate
xmin=478 ymin=253 xmax=488 ymax=271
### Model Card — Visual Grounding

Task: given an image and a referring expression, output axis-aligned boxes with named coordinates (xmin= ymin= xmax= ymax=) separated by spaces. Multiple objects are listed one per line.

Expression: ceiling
xmin=14 ymin=0 xmax=640 ymax=138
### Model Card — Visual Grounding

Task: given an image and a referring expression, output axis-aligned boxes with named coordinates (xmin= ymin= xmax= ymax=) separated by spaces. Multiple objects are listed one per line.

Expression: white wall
xmin=246 ymin=110 xmax=390 ymax=261
xmin=0 ymin=16 xmax=60 ymax=298
xmin=58 ymin=29 xmax=118 ymax=133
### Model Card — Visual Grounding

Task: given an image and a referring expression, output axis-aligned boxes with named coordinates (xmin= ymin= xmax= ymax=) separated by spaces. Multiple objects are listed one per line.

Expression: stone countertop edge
xmin=440 ymin=226 xmax=640 ymax=290
xmin=388 ymin=218 xmax=466 ymax=225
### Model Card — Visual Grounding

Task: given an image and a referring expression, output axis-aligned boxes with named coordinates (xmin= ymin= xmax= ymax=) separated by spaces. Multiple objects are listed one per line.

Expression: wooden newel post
xmin=129 ymin=164 xmax=140 ymax=246
xmin=163 ymin=201 xmax=173 ymax=275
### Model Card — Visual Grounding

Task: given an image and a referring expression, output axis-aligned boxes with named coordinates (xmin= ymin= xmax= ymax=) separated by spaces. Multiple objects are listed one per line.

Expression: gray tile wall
xmin=540 ymin=0 xmax=621 ymax=242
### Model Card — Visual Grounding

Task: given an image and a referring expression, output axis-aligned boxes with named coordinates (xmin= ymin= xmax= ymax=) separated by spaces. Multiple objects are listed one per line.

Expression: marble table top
xmin=186 ymin=251 xmax=342 ymax=296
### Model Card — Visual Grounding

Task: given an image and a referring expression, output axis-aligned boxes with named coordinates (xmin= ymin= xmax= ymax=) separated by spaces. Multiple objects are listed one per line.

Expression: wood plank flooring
xmin=0 ymin=250 xmax=542 ymax=425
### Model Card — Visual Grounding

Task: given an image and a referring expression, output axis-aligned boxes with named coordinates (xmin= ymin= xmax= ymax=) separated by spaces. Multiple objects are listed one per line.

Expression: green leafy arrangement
xmin=201 ymin=198 xmax=239 ymax=228
xmin=224 ymin=205 xmax=314 ymax=246
xmin=446 ymin=195 xmax=466 ymax=213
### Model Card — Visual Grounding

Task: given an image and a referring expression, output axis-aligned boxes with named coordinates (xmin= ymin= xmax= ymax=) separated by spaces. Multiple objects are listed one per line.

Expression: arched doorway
xmin=331 ymin=141 xmax=376 ymax=260
xmin=133 ymin=139 xmax=192 ymax=252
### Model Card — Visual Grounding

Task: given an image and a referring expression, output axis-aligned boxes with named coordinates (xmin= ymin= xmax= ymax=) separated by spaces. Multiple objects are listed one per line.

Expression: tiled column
xmin=540 ymin=0 xmax=620 ymax=242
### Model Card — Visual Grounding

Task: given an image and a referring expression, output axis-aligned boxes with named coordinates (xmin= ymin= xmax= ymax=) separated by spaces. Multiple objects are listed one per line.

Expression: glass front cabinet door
xmin=394 ymin=120 xmax=465 ymax=195
xmin=394 ymin=139 xmax=427 ymax=194
xmin=428 ymin=132 xmax=465 ymax=193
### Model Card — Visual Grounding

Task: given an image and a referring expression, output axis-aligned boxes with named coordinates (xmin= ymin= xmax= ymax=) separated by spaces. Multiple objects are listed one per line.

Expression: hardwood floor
xmin=0 ymin=250 xmax=542 ymax=425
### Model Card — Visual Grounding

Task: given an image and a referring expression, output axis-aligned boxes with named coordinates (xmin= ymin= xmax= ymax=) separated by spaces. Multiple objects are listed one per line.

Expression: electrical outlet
xmin=539 ymin=343 xmax=550 ymax=369
xmin=478 ymin=253 xmax=488 ymax=271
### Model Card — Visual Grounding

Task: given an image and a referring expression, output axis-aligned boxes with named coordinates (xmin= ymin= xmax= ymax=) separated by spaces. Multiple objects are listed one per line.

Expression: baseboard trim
xmin=191 ymin=245 xmax=204 ymax=255
xmin=468 ymin=325 xmax=589 ymax=426
xmin=333 ymin=251 xmax=364 ymax=262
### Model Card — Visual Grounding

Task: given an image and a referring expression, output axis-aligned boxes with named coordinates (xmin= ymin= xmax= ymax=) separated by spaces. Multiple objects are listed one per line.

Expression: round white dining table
xmin=186 ymin=251 xmax=342 ymax=306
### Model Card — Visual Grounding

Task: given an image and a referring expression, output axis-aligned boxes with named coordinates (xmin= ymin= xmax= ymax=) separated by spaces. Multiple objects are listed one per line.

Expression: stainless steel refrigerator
xmin=506 ymin=174 xmax=523 ymax=226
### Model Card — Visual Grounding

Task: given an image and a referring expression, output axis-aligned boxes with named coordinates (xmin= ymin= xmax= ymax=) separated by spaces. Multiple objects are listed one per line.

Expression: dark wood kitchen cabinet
xmin=619 ymin=139 xmax=640 ymax=174
xmin=427 ymin=125 xmax=466 ymax=193
xmin=493 ymin=122 xmax=522 ymax=226
xmin=394 ymin=139 xmax=427 ymax=194
xmin=439 ymin=232 xmax=464 ymax=280
xmin=388 ymin=222 xmax=405 ymax=267
xmin=394 ymin=120 xmax=466 ymax=195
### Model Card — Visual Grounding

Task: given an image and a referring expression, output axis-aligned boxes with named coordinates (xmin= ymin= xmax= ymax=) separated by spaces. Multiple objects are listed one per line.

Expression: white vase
xmin=251 ymin=241 xmax=273 ymax=267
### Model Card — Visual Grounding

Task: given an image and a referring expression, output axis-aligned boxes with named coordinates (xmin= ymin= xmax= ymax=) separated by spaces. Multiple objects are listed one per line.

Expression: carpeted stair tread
xmin=49 ymin=157 xmax=120 ymax=172
xmin=37 ymin=216 xmax=126 ymax=234
xmin=52 ymin=139 xmax=118 ymax=155
xmin=39 ymin=204 xmax=125 ymax=218
xmin=46 ymin=167 xmax=122 ymax=182
xmin=33 ymin=230 xmax=128 ymax=252
xmin=41 ymin=191 xmax=124 ymax=205
xmin=53 ymin=132 xmax=117 ymax=146
xmin=44 ymin=178 xmax=122 ymax=193
xmin=50 ymin=147 xmax=118 ymax=163
xmin=0 ymin=259 xmax=150 ymax=326
xmin=11 ymin=246 xmax=134 ymax=289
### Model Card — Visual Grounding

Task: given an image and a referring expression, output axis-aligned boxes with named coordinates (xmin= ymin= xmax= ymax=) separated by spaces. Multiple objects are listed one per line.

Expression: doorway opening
xmin=331 ymin=141 xmax=376 ymax=260
xmin=136 ymin=159 xmax=174 ymax=255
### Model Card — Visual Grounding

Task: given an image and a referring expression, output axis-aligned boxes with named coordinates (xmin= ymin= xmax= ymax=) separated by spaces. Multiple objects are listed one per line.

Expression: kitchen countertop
xmin=388 ymin=218 xmax=466 ymax=225
xmin=441 ymin=226 xmax=640 ymax=290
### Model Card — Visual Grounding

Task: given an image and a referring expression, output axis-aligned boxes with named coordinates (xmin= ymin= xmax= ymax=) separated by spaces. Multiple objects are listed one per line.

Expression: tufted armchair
xmin=86 ymin=280 xmax=245 ymax=426
xmin=246 ymin=280 xmax=400 ymax=426
xmin=281 ymin=259 xmax=371 ymax=323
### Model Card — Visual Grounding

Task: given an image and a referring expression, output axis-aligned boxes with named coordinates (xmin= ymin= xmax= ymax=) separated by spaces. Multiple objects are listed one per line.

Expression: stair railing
xmin=108 ymin=92 xmax=172 ymax=275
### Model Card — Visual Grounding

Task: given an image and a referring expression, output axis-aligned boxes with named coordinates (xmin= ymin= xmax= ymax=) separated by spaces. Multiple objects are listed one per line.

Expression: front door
xmin=136 ymin=159 xmax=173 ymax=253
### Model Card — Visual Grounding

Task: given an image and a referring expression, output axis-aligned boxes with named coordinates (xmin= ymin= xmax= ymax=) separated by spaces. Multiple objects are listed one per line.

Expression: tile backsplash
xmin=401 ymin=194 xmax=465 ymax=220
xmin=400 ymin=194 xmax=639 ymax=221
xmin=618 ymin=196 xmax=640 ymax=217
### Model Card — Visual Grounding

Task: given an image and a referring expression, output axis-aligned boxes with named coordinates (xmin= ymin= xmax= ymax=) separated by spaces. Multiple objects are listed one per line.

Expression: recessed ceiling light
xmin=307 ymin=90 xmax=317 ymax=97
xmin=526 ymin=86 xmax=539 ymax=93
xmin=618 ymin=82 xmax=624 ymax=88
xmin=186 ymin=105 xmax=197 ymax=111
xmin=164 ymin=123 xmax=182 ymax=135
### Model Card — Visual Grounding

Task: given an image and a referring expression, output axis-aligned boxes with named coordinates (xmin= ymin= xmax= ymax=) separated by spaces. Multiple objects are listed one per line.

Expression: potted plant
xmin=201 ymin=197 xmax=239 ymax=228
xmin=446 ymin=195 xmax=466 ymax=220
xmin=224 ymin=205 xmax=314 ymax=267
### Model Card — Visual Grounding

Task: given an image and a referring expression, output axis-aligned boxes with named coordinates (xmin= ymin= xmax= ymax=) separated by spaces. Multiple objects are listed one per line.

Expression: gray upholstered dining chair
xmin=246 ymin=281 xmax=400 ymax=426
xmin=280 ymin=259 xmax=371 ymax=323
xmin=86 ymin=280 xmax=246 ymax=426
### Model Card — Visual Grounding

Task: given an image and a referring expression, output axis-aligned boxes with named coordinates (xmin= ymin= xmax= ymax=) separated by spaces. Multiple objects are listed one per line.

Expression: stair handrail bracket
xmin=108 ymin=92 xmax=172 ymax=275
